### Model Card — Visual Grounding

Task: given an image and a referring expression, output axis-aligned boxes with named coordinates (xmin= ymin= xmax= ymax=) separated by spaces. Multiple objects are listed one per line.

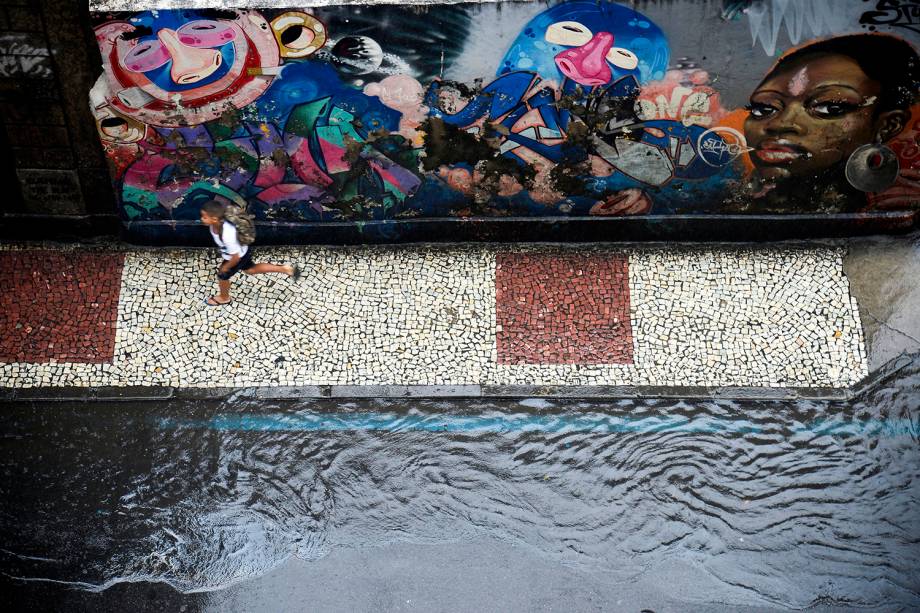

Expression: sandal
xmin=292 ymin=264 xmax=302 ymax=281
xmin=204 ymin=296 xmax=232 ymax=307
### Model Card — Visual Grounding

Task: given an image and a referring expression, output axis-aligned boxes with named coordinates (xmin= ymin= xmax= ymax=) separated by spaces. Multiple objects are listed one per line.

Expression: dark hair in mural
xmin=194 ymin=9 xmax=241 ymax=21
xmin=762 ymin=34 xmax=920 ymax=114
xmin=120 ymin=26 xmax=153 ymax=42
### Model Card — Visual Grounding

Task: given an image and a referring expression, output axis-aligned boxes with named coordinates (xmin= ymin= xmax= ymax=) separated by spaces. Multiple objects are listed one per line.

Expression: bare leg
xmin=244 ymin=263 xmax=294 ymax=276
xmin=206 ymin=279 xmax=232 ymax=305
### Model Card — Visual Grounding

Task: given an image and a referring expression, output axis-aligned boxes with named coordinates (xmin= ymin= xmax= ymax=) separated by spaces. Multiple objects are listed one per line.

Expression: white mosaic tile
xmin=0 ymin=244 xmax=868 ymax=389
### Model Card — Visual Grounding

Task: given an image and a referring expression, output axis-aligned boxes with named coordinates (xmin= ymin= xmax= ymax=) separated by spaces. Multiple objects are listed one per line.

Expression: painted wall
xmin=87 ymin=0 xmax=920 ymax=241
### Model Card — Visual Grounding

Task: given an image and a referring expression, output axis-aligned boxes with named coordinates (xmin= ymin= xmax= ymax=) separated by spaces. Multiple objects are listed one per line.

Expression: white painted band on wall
xmin=89 ymin=0 xmax=511 ymax=11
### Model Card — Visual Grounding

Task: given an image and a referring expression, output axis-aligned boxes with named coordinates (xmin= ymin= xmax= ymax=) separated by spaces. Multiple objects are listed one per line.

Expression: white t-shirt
xmin=210 ymin=222 xmax=249 ymax=261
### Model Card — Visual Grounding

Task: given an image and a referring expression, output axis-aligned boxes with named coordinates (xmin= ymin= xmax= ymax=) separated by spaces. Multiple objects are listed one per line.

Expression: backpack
xmin=223 ymin=204 xmax=257 ymax=245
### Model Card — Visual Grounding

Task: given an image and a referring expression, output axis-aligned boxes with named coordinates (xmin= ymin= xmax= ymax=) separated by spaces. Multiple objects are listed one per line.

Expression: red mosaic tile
xmin=0 ymin=250 xmax=124 ymax=364
xmin=495 ymin=252 xmax=633 ymax=365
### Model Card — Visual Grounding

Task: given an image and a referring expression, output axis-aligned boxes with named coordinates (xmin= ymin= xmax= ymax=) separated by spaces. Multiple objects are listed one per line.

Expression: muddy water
xmin=1 ymin=357 xmax=918 ymax=609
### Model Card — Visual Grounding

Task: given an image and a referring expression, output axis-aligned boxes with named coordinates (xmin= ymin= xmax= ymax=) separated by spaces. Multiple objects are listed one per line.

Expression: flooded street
xmin=4 ymin=0 xmax=920 ymax=608
xmin=1 ymin=357 xmax=918 ymax=611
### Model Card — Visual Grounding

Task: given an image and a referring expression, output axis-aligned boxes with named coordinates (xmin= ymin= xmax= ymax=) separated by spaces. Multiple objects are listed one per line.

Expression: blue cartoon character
xmin=422 ymin=1 xmax=737 ymax=214
xmin=498 ymin=0 xmax=668 ymax=88
xmin=427 ymin=0 xmax=670 ymax=131
xmin=425 ymin=1 xmax=671 ymax=158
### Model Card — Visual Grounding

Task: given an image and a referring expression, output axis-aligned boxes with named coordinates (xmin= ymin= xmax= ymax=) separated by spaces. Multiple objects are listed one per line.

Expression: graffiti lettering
xmin=0 ymin=55 xmax=52 ymax=78
xmin=744 ymin=0 xmax=848 ymax=56
xmin=697 ymin=128 xmax=751 ymax=167
xmin=0 ymin=33 xmax=52 ymax=78
xmin=0 ymin=34 xmax=49 ymax=57
xmin=860 ymin=0 xmax=920 ymax=34
xmin=636 ymin=68 xmax=726 ymax=127
xmin=700 ymin=139 xmax=742 ymax=159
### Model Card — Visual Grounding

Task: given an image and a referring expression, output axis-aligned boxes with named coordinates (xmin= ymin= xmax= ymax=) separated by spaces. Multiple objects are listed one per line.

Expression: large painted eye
xmin=281 ymin=24 xmax=314 ymax=49
xmin=99 ymin=116 xmax=128 ymax=136
xmin=95 ymin=107 xmax=146 ymax=142
xmin=271 ymin=12 xmax=326 ymax=58
xmin=747 ymin=102 xmax=778 ymax=119
xmin=176 ymin=20 xmax=237 ymax=47
xmin=121 ymin=40 xmax=170 ymax=72
xmin=606 ymin=47 xmax=638 ymax=70
xmin=544 ymin=21 xmax=593 ymax=46
xmin=810 ymin=101 xmax=858 ymax=118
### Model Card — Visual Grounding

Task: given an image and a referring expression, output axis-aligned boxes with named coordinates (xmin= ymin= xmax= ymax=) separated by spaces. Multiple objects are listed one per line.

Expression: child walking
xmin=199 ymin=200 xmax=300 ymax=306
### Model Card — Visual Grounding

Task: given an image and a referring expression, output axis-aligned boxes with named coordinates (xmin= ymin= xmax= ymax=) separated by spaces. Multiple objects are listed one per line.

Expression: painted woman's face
xmin=744 ymin=53 xmax=882 ymax=182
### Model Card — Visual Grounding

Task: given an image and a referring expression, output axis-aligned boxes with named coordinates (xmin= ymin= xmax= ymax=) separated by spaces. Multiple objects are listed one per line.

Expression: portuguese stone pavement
xmin=0 ymin=243 xmax=867 ymax=390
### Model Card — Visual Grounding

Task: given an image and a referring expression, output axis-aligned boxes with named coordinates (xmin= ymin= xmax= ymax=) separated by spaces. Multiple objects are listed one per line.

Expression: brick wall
xmin=0 ymin=0 xmax=115 ymax=231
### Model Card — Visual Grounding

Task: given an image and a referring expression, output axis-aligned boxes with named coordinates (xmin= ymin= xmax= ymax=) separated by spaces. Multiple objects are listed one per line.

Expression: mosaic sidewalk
xmin=0 ymin=244 xmax=867 ymax=390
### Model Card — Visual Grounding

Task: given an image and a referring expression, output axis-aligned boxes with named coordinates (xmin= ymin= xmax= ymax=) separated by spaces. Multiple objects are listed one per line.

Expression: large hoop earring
xmin=845 ymin=141 xmax=899 ymax=193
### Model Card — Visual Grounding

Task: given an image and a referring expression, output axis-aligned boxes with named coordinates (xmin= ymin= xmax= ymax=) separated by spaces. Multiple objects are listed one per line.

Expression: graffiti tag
xmin=860 ymin=0 xmax=920 ymax=34
xmin=0 ymin=56 xmax=52 ymax=78
xmin=697 ymin=127 xmax=751 ymax=167
xmin=0 ymin=33 xmax=52 ymax=78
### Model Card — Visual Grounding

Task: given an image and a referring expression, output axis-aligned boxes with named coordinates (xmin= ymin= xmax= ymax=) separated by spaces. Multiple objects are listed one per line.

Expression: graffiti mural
xmin=88 ymin=0 xmax=920 ymax=235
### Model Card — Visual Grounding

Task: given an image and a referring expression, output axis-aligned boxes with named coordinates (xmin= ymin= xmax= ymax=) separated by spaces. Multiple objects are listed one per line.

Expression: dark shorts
xmin=217 ymin=249 xmax=255 ymax=280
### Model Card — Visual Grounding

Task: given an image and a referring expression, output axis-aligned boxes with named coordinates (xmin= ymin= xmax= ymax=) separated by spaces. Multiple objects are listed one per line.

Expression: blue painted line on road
xmin=157 ymin=413 xmax=920 ymax=437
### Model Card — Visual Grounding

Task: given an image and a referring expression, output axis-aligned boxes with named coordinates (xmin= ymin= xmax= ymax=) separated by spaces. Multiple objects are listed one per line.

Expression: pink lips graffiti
xmin=753 ymin=140 xmax=810 ymax=164
xmin=554 ymin=31 xmax=614 ymax=86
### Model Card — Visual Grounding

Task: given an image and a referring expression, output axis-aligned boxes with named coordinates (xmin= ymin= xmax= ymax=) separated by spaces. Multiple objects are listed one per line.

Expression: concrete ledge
xmin=121 ymin=212 xmax=919 ymax=246
xmin=249 ymin=386 xmax=332 ymax=399
xmin=329 ymin=385 xmax=482 ymax=398
xmin=3 ymin=353 xmax=910 ymax=405
xmin=479 ymin=385 xmax=850 ymax=401
xmin=0 ymin=383 xmax=852 ymax=403
xmin=3 ymin=386 xmax=174 ymax=402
